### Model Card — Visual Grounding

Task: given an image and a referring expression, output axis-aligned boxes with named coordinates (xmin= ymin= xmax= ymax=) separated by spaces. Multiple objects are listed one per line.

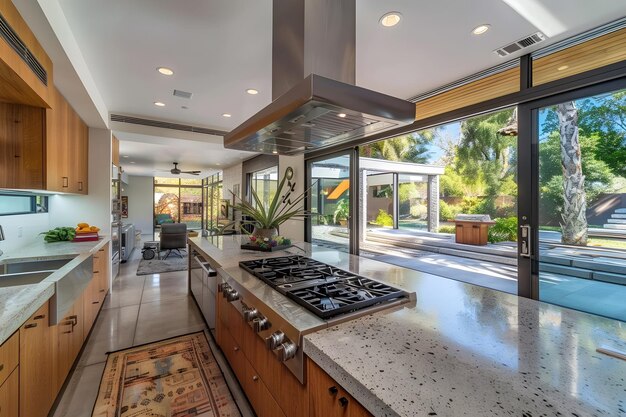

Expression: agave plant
xmin=228 ymin=167 xmax=310 ymax=236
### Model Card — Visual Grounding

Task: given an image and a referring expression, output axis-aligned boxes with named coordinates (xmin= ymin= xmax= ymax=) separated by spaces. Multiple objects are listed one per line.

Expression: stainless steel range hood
xmin=224 ymin=0 xmax=415 ymax=155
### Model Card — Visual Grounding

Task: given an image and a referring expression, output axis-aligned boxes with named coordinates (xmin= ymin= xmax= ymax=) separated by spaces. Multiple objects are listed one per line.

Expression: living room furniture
xmin=155 ymin=213 xmax=174 ymax=226
xmin=160 ymin=223 xmax=187 ymax=259
xmin=142 ymin=241 xmax=161 ymax=260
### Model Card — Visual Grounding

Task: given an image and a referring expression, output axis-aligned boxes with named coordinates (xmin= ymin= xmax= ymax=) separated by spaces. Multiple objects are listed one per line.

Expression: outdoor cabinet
xmin=454 ymin=220 xmax=493 ymax=246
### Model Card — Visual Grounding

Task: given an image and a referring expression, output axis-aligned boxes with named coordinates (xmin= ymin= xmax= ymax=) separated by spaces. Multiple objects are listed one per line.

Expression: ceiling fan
xmin=162 ymin=162 xmax=201 ymax=176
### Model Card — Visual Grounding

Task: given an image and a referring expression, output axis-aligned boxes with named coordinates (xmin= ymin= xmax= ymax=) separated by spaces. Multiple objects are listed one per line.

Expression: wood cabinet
xmin=244 ymin=359 xmax=287 ymax=417
xmin=454 ymin=220 xmax=493 ymax=246
xmin=0 ymin=0 xmax=54 ymax=108
xmin=0 ymin=368 xmax=18 ymax=417
xmin=0 ymin=331 xmax=18 ymax=387
xmin=20 ymin=301 xmax=55 ymax=417
xmin=112 ymin=135 xmax=120 ymax=166
xmin=54 ymin=292 xmax=84 ymax=389
xmin=45 ymin=87 xmax=89 ymax=194
xmin=0 ymin=102 xmax=45 ymax=189
xmin=308 ymin=359 xmax=373 ymax=417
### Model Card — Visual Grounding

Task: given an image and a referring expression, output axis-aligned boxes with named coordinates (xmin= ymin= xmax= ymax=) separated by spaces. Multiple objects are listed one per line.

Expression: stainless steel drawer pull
xmin=252 ymin=375 xmax=259 ymax=382
xmin=233 ymin=346 xmax=239 ymax=352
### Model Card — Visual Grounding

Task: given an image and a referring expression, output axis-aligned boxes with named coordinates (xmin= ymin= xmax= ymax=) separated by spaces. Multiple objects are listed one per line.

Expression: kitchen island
xmin=189 ymin=235 xmax=626 ymax=417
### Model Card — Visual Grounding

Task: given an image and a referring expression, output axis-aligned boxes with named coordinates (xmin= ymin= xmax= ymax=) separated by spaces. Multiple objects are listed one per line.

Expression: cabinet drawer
xmin=0 ymin=331 xmax=18 ymax=387
xmin=0 ymin=368 xmax=18 ymax=417
xmin=220 ymin=326 xmax=245 ymax=384
xmin=244 ymin=359 xmax=286 ymax=417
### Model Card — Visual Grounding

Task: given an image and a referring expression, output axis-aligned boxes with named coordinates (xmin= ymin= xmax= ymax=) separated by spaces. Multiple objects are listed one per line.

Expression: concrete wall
xmin=121 ymin=175 xmax=154 ymax=234
xmin=278 ymin=154 xmax=305 ymax=241
xmin=223 ymin=162 xmax=243 ymax=226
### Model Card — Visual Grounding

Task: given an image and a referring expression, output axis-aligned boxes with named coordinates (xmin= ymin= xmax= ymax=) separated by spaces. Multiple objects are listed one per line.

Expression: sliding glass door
xmin=519 ymin=79 xmax=626 ymax=322
xmin=308 ymin=152 xmax=357 ymax=254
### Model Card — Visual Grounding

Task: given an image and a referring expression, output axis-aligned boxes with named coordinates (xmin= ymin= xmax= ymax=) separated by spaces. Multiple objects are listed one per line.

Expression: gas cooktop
xmin=239 ymin=255 xmax=409 ymax=319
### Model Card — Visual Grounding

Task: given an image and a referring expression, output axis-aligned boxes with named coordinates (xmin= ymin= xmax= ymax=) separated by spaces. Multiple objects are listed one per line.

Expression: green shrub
xmin=460 ymin=196 xmax=482 ymax=214
xmin=373 ymin=209 xmax=393 ymax=227
xmin=410 ymin=202 xmax=427 ymax=219
xmin=439 ymin=200 xmax=461 ymax=221
xmin=438 ymin=225 xmax=456 ymax=234
xmin=488 ymin=217 xmax=518 ymax=243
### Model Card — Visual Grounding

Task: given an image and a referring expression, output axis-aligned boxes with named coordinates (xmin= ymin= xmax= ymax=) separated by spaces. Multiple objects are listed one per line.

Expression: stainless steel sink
xmin=1 ymin=257 xmax=73 ymax=274
xmin=0 ymin=270 xmax=55 ymax=288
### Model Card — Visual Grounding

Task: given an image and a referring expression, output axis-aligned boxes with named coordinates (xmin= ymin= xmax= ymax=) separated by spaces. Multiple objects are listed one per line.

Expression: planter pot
xmin=252 ymin=227 xmax=278 ymax=240
xmin=338 ymin=219 xmax=347 ymax=227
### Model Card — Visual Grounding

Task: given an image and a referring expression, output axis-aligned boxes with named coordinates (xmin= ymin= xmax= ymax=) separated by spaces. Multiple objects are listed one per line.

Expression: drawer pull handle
xmin=252 ymin=375 xmax=259 ymax=382
xmin=33 ymin=314 xmax=45 ymax=320
xmin=93 ymin=270 xmax=100 ymax=273
xmin=0 ymin=364 xmax=4 ymax=372
xmin=328 ymin=386 xmax=338 ymax=395
xmin=92 ymin=301 xmax=100 ymax=304
xmin=62 ymin=176 xmax=69 ymax=188
xmin=99 ymin=289 xmax=105 ymax=292
xmin=68 ymin=315 xmax=78 ymax=326
xmin=233 ymin=346 xmax=239 ymax=352
xmin=62 ymin=330 xmax=72 ymax=334
xmin=25 ymin=323 xmax=37 ymax=329
xmin=338 ymin=397 xmax=349 ymax=407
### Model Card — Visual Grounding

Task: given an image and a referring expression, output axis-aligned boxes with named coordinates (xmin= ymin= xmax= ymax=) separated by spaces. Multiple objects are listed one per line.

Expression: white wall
xmin=0 ymin=213 xmax=50 ymax=253
xmin=49 ymin=128 xmax=112 ymax=235
xmin=121 ymin=175 xmax=153 ymax=234
xmin=278 ymin=155 xmax=305 ymax=241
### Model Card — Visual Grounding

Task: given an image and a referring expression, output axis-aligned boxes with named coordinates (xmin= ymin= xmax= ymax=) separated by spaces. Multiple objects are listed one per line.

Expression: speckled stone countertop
xmin=188 ymin=236 xmax=626 ymax=416
xmin=0 ymin=237 xmax=109 ymax=345
xmin=303 ymin=252 xmax=626 ymax=417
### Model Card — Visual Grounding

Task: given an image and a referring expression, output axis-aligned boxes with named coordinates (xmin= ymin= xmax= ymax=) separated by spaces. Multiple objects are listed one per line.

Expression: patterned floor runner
xmin=92 ymin=332 xmax=241 ymax=417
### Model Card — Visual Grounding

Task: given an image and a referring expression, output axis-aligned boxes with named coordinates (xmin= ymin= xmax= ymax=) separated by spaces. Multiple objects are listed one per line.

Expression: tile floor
xmin=52 ymin=243 xmax=253 ymax=417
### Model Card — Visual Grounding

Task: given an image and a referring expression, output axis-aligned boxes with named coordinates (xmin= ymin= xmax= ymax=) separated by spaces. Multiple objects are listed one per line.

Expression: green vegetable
xmin=41 ymin=227 xmax=76 ymax=243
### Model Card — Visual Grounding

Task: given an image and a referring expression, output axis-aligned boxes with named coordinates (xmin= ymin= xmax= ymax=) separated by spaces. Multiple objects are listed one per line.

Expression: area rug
xmin=136 ymin=253 xmax=188 ymax=275
xmin=92 ymin=332 xmax=241 ymax=417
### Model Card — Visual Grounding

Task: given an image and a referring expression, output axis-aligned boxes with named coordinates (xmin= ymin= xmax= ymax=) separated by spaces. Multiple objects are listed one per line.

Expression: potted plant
xmin=228 ymin=167 xmax=310 ymax=250
xmin=333 ymin=198 xmax=349 ymax=226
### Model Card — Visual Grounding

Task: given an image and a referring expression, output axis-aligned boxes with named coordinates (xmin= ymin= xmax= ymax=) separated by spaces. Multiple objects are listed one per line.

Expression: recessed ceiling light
xmin=157 ymin=67 xmax=174 ymax=76
xmin=246 ymin=88 xmax=259 ymax=95
xmin=472 ymin=24 xmax=491 ymax=35
xmin=130 ymin=161 xmax=136 ymax=164
xmin=557 ymin=65 xmax=569 ymax=71
xmin=123 ymin=155 xmax=129 ymax=158
xmin=222 ymin=113 xmax=232 ymax=118
xmin=380 ymin=12 xmax=402 ymax=27
xmin=154 ymin=101 xmax=165 ymax=107
xmin=337 ymin=113 xmax=347 ymax=118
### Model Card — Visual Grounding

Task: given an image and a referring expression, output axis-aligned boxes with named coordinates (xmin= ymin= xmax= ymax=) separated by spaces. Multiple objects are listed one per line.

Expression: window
xmin=249 ymin=166 xmax=278 ymax=209
xmin=0 ymin=194 xmax=48 ymax=215
xmin=203 ymin=173 xmax=223 ymax=233
xmin=153 ymin=177 xmax=203 ymax=232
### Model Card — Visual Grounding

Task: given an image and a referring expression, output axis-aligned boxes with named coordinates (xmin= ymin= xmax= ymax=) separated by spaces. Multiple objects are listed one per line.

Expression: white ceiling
xmin=48 ymin=0 xmax=626 ymax=176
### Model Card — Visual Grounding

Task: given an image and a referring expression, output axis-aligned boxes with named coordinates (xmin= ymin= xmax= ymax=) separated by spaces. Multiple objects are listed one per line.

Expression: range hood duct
xmin=224 ymin=0 xmax=415 ymax=155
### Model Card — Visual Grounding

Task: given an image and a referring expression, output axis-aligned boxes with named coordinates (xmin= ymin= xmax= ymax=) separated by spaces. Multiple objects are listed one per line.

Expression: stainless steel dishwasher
xmin=190 ymin=251 xmax=218 ymax=333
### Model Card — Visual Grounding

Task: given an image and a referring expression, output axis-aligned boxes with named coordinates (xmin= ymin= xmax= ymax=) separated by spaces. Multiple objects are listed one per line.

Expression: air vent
xmin=110 ymin=114 xmax=227 ymax=136
xmin=173 ymin=89 xmax=193 ymax=99
xmin=494 ymin=32 xmax=546 ymax=57
xmin=0 ymin=12 xmax=47 ymax=85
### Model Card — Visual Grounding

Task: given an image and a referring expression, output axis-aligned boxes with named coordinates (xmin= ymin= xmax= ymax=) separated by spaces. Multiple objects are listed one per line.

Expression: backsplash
xmin=0 ymin=213 xmax=50 ymax=253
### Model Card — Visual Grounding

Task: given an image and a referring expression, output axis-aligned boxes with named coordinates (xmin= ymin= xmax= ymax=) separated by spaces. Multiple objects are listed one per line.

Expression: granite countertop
xmin=189 ymin=235 xmax=626 ymax=416
xmin=0 ymin=236 xmax=110 ymax=345
xmin=302 ymin=253 xmax=626 ymax=417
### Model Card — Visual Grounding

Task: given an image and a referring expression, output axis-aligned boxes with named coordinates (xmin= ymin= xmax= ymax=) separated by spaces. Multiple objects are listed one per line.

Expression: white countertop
xmin=190 ymin=235 xmax=626 ymax=417
xmin=0 ymin=236 xmax=109 ymax=345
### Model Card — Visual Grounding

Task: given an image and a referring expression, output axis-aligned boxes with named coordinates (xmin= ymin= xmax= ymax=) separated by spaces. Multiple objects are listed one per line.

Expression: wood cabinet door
xmin=20 ymin=301 xmax=54 ymax=417
xmin=83 ymin=274 xmax=101 ymax=332
xmin=0 ymin=102 xmax=18 ymax=188
xmin=46 ymin=88 xmax=71 ymax=192
xmin=55 ymin=291 xmax=85 ymax=389
xmin=0 ymin=368 xmax=19 ymax=417
xmin=244 ymin=359 xmax=286 ymax=417
xmin=242 ymin=323 xmax=308 ymax=417
xmin=220 ymin=326 xmax=245 ymax=383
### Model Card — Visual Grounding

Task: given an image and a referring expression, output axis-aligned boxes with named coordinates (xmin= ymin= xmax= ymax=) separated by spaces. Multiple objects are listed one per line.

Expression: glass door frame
xmin=517 ymin=76 xmax=626 ymax=299
xmin=305 ymin=148 xmax=360 ymax=255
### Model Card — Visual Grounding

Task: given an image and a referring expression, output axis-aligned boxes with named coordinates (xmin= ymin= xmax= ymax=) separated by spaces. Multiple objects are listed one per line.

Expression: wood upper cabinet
xmin=0 ymin=0 xmax=54 ymax=107
xmin=112 ymin=135 xmax=120 ymax=166
xmin=308 ymin=359 xmax=373 ymax=417
xmin=0 ymin=102 xmax=45 ymax=189
xmin=46 ymin=87 xmax=89 ymax=194
xmin=20 ymin=301 xmax=55 ymax=417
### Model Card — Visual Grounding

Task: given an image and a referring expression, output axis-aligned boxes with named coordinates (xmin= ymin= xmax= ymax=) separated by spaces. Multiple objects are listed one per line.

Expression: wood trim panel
xmin=0 ymin=0 xmax=53 ymax=107
xmin=533 ymin=28 xmax=626 ymax=86
xmin=414 ymin=67 xmax=520 ymax=121
xmin=112 ymin=135 xmax=120 ymax=166
xmin=0 ymin=367 xmax=19 ymax=417
xmin=0 ymin=331 xmax=18 ymax=387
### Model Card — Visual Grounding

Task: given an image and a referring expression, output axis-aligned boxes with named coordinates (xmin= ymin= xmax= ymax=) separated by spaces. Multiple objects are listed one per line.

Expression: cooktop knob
xmin=276 ymin=340 xmax=297 ymax=362
xmin=226 ymin=289 xmax=240 ymax=302
xmin=253 ymin=316 xmax=271 ymax=332
xmin=243 ymin=307 xmax=259 ymax=322
xmin=265 ymin=331 xmax=285 ymax=350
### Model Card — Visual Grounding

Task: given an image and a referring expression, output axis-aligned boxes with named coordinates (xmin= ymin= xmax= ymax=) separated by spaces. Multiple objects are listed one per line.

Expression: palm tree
xmin=556 ymin=102 xmax=588 ymax=245
xmin=360 ymin=131 xmax=434 ymax=163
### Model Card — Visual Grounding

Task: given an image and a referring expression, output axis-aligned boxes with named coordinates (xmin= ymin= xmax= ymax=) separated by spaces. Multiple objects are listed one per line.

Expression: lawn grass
xmin=587 ymin=238 xmax=626 ymax=250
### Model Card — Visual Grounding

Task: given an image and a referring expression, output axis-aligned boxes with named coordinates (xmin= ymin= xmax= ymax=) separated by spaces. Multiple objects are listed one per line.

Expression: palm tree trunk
xmin=556 ymin=102 xmax=588 ymax=245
